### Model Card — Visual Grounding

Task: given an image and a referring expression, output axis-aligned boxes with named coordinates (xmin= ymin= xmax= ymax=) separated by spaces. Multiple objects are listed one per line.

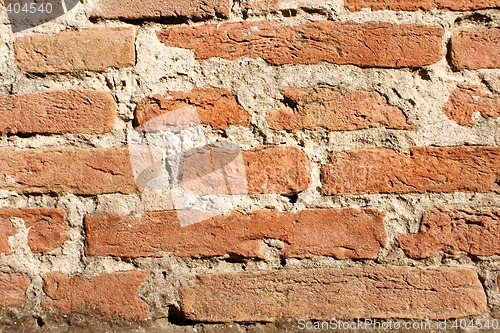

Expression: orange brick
xmin=345 ymin=0 xmax=500 ymax=11
xmin=0 ymin=148 xmax=136 ymax=195
xmin=91 ymin=0 xmax=231 ymax=21
xmin=398 ymin=209 xmax=500 ymax=259
xmin=43 ymin=271 xmax=149 ymax=320
xmin=179 ymin=266 xmax=487 ymax=321
xmin=267 ymin=87 xmax=412 ymax=131
xmin=0 ymin=90 xmax=116 ymax=135
xmin=0 ymin=273 xmax=29 ymax=308
xmin=443 ymin=85 xmax=500 ymax=126
xmin=135 ymin=88 xmax=250 ymax=130
xmin=15 ymin=28 xmax=135 ymax=73
xmin=0 ymin=208 xmax=69 ymax=254
xmin=450 ymin=29 xmax=500 ymax=70
xmin=85 ymin=208 xmax=386 ymax=259
xmin=158 ymin=21 xmax=443 ymax=68
xmin=321 ymin=147 xmax=500 ymax=195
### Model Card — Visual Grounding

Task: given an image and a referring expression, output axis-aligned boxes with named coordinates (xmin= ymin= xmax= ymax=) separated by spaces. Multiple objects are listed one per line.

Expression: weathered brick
xmin=450 ymin=29 xmax=500 ymax=70
xmin=158 ymin=21 xmax=443 ymax=68
xmin=135 ymin=88 xmax=250 ymax=130
xmin=241 ymin=0 xmax=328 ymax=14
xmin=14 ymin=28 xmax=135 ymax=73
xmin=0 ymin=273 xmax=29 ymax=308
xmin=321 ymin=147 xmax=500 ymax=195
xmin=345 ymin=0 xmax=500 ymax=11
xmin=398 ymin=209 xmax=500 ymax=259
xmin=0 ymin=208 xmax=69 ymax=254
xmin=443 ymin=85 xmax=500 ymax=126
xmin=0 ymin=148 xmax=136 ymax=195
xmin=180 ymin=146 xmax=311 ymax=195
xmin=267 ymin=87 xmax=412 ymax=131
xmin=91 ymin=0 xmax=231 ymax=21
xmin=85 ymin=208 xmax=386 ymax=259
xmin=42 ymin=271 xmax=149 ymax=319
xmin=0 ymin=90 xmax=116 ymax=135
xmin=0 ymin=217 xmax=16 ymax=254
xmin=179 ymin=266 xmax=487 ymax=321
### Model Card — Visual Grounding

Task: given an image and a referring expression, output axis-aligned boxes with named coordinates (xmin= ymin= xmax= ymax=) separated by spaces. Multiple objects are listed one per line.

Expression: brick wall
xmin=0 ymin=0 xmax=499 ymax=331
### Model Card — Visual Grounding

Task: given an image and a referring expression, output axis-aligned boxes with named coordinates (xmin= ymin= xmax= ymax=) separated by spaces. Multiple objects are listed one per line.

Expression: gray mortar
xmin=0 ymin=0 xmax=499 ymax=331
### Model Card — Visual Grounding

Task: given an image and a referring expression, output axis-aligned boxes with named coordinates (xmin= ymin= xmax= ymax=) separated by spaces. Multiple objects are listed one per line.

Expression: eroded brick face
xmin=85 ymin=208 xmax=386 ymax=259
xmin=0 ymin=90 xmax=116 ymax=135
xmin=14 ymin=28 xmax=135 ymax=73
xmin=345 ymin=0 xmax=500 ymax=11
xmin=321 ymin=147 xmax=500 ymax=195
xmin=398 ymin=209 xmax=500 ymax=259
xmin=0 ymin=208 xmax=69 ymax=254
xmin=179 ymin=267 xmax=487 ymax=322
xmin=0 ymin=273 xmax=29 ymax=308
xmin=450 ymin=29 xmax=500 ymax=70
xmin=158 ymin=21 xmax=443 ymax=67
xmin=267 ymin=87 xmax=412 ymax=131
xmin=42 ymin=271 xmax=149 ymax=320
xmin=0 ymin=148 xmax=137 ymax=195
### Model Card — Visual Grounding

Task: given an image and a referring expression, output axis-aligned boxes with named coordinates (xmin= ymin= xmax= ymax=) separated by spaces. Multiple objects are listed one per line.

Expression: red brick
xmin=398 ymin=209 xmax=500 ymax=259
xmin=0 ymin=273 xmax=29 ymax=308
xmin=267 ymin=87 xmax=412 ymax=131
xmin=0 ymin=208 xmax=69 ymax=254
xmin=443 ymin=85 xmax=500 ymax=126
xmin=0 ymin=217 xmax=17 ymax=254
xmin=450 ymin=29 xmax=500 ymax=70
xmin=345 ymin=0 xmax=500 ymax=11
xmin=91 ymin=0 xmax=230 ymax=21
xmin=14 ymin=28 xmax=135 ymax=73
xmin=180 ymin=146 xmax=311 ymax=195
xmin=321 ymin=147 xmax=500 ymax=195
xmin=241 ymin=0 xmax=327 ymax=13
xmin=0 ymin=90 xmax=116 ymax=135
xmin=179 ymin=266 xmax=487 ymax=321
xmin=135 ymin=88 xmax=250 ymax=130
xmin=158 ymin=21 xmax=443 ymax=68
xmin=0 ymin=148 xmax=136 ymax=195
xmin=42 ymin=271 xmax=149 ymax=320
xmin=85 ymin=208 xmax=386 ymax=259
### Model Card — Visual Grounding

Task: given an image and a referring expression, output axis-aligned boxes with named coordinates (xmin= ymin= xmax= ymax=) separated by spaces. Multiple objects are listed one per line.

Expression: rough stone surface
xmin=442 ymin=85 xmax=500 ymax=126
xmin=450 ymin=29 xmax=500 ymax=70
xmin=0 ymin=208 xmax=69 ymax=253
xmin=0 ymin=273 xmax=29 ymax=308
xmin=345 ymin=0 xmax=500 ymax=11
xmin=158 ymin=21 xmax=443 ymax=68
xmin=398 ymin=209 xmax=500 ymax=259
xmin=321 ymin=147 xmax=500 ymax=195
xmin=42 ymin=271 xmax=149 ymax=320
xmin=135 ymin=88 xmax=251 ymax=130
xmin=85 ymin=208 xmax=386 ymax=259
xmin=0 ymin=90 xmax=117 ymax=134
xmin=179 ymin=266 xmax=487 ymax=321
xmin=14 ymin=28 xmax=135 ymax=73
xmin=267 ymin=87 xmax=412 ymax=131
xmin=0 ymin=148 xmax=137 ymax=195
xmin=91 ymin=0 xmax=231 ymax=21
